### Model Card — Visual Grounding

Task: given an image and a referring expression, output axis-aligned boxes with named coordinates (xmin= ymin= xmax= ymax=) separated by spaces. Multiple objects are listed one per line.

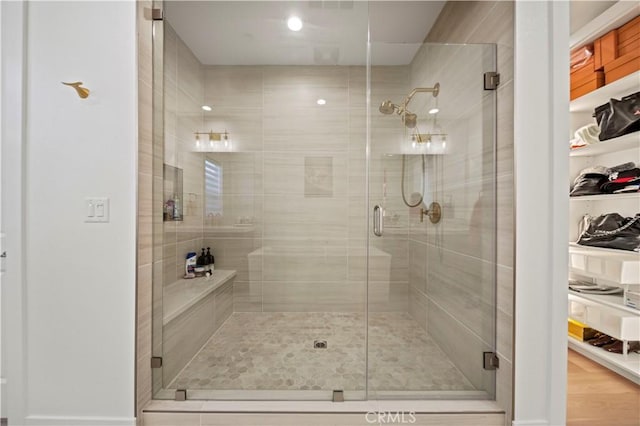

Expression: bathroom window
xmin=204 ymin=159 xmax=223 ymax=216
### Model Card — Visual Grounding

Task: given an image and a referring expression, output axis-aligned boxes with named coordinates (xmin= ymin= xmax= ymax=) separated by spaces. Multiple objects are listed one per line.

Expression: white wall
xmin=23 ymin=1 xmax=137 ymax=425
xmin=2 ymin=1 xmax=27 ymax=424
xmin=513 ymin=1 xmax=569 ymax=426
xmin=0 ymin=0 xmax=4 ymax=418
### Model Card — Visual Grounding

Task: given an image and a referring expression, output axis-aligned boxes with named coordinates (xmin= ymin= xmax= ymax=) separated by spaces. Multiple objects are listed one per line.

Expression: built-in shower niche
xmin=163 ymin=164 xmax=183 ymax=221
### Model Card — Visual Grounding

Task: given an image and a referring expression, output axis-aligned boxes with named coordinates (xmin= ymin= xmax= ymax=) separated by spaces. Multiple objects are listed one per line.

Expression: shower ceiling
xmin=164 ymin=1 xmax=445 ymax=66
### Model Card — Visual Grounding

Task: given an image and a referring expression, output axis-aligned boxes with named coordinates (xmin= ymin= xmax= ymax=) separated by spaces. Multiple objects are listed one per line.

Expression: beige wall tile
xmin=176 ymin=36 xmax=204 ymax=103
xmin=409 ymin=240 xmax=428 ymax=294
xmin=263 ymin=107 xmax=349 ymax=153
xmin=496 ymin=81 xmax=514 ymax=178
xmin=496 ymin=307 xmax=513 ymax=363
xmin=203 ymin=238 xmax=259 ymax=282
xmin=139 ymin=172 xmax=153 ymax=267
xmin=214 ymin=281 xmax=233 ymax=330
xmin=263 ymin=152 xmax=348 ymax=197
xmin=497 ymin=265 xmax=514 ymax=318
xmin=263 ymin=195 xmax=348 ymax=240
xmin=262 ymin=281 xmax=365 ymax=312
xmin=467 ymin=1 xmax=514 ymax=85
xmin=408 ymin=286 xmax=428 ymax=329
xmin=426 ymin=2 xmax=499 ymax=43
xmin=427 ymin=299 xmax=495 ymax=394
xmin=426 ymin=245 xmax=495 ymax=341
xmin=204 ymin=66 xmax=263 ymax=108
xmin=163 ymin=291 xmax=216 ymax=385
xmin=369 ymin=281 xmax=409 ymax=312
xmin=139 ymin=80 xmax=154 ymax=176
xmin=496 ymin=173 xmax=514 ymax=268
xmin=203 ymin=107 xmax=263 ymax=152
xmin=232 ymin=280 xmax=262 ymax=312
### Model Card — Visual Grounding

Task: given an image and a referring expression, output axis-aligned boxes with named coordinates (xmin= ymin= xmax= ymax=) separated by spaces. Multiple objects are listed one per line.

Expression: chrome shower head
xmin=403 ymin=112 xmax=417 ymax=129
xmin=379 ymin=100 xmax=397 ymax=115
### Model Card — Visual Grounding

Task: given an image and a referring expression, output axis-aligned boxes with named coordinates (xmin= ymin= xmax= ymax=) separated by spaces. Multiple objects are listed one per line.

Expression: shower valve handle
xmin=420 ymin=202 xmax=442 ymax=224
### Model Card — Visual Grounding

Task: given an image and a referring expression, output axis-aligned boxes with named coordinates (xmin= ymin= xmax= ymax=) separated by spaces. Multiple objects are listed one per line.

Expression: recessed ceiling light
xmin=202 ymin=105 xmax=212 ymax=111
xmin=428 ymin=108 xmax=439 ymax=114
xmin=287 ymin=16 xmax=303 ymax=31
xmin=316 ymin=98 xmax=326 ymax=105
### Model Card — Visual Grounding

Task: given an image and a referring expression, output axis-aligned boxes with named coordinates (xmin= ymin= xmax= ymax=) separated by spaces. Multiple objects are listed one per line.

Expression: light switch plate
xmin=85 ymin=197 xmax=110 ymax=223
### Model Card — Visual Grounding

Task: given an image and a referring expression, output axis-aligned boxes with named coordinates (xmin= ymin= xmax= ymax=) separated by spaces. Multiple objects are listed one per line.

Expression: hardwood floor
xmin=568 ymin=349 xmax=640 ymax=426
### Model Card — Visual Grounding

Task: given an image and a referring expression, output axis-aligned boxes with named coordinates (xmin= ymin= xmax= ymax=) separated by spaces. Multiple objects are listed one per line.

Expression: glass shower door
xmin=366 ymin=42 xmax=498 ymax=399
xmin=151 ymin=0 xmax=371 ymax=401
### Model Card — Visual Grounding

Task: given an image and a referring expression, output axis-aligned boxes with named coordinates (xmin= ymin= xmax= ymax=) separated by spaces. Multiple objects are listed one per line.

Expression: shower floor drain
xmin=314 ymin=340 xmax=327 ymax=349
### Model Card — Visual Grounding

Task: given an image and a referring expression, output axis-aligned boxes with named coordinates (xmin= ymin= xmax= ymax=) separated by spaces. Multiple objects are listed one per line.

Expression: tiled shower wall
xmin=159 ymin=22 xmax=412 ymax=312
xmin=201 ymin=65 xmax=411 ymax=313
xmin=162 ymin=23 xmax=206 ymax=288
xmin=406 ymin=1 xmax=514 ymax=424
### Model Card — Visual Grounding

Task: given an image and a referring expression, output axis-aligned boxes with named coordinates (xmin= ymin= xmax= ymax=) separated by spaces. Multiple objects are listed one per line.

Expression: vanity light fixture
xmin=287 ymin=16 xmax=303 ymax=31
xmin=194 ymin=130 xmax=229 ymax=149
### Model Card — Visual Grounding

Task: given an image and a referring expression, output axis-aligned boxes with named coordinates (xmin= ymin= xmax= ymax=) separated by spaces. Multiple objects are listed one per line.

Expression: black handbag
xmin=577 ymin=213 xmax=640 ymax=252
xmin=594 ymin=92 xmax=640 ymax=141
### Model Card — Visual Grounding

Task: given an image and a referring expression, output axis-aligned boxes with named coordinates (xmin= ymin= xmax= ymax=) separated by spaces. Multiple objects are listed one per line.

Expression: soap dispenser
xmin=197 ymin=248 xmax=206 ymax=266
xmin=206 ymin=247 xmax=215 ymax=272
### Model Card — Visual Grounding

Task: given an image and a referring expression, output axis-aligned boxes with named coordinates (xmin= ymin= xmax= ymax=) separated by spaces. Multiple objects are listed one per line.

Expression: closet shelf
xmin=570 ymin=132 xmax=640 ymax=157
xmin=568 ymin=292 xmax=640 ymax=341
xmin=569 ymin=290 xmax=639 ymax=316
xmin=569 ymin=243 xmax=640 ymax=284
xmin=570 ymin=71 xmax=640 ymax=113
xmin=570 ymin=193 xmax=640 ymax=201
xmin=570 ymin=1 xmax=640 ymax=49
xmin=568 ymin=337 xmax=640 ymax=385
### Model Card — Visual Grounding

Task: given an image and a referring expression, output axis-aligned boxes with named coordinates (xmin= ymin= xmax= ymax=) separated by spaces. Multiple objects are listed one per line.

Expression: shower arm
xmin=402 ymin=83 xmax=440 ymax=111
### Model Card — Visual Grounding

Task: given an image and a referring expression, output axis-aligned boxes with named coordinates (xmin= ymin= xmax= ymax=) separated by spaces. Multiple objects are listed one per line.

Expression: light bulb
xmin=428 ymin=108 xmax=439 ymax=114
xmin=317 ymin=98 xmax=326 ymax=105
xmin=195 ymin=134 xmax=201 ymax=147
xmin=287 ymin=16 xmax=302 ymax=31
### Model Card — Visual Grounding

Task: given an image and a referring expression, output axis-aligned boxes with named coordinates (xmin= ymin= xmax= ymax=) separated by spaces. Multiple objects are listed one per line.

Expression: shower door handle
xmin=373 ymin=205 xmax=383 ymax=237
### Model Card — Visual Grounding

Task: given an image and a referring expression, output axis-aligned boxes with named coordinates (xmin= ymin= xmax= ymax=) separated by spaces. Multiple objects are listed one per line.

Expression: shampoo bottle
xmin=173 ymin=194 xmax=181 ymax=219
xmin=197 ymin=248 xmax=206 ymax=266
xmin=185 ymin=252 xmax=197 ymax=278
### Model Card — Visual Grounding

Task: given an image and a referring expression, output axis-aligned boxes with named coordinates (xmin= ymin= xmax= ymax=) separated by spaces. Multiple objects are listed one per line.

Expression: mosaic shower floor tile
xmin=168 ymin=312 xmax=475 ymax=392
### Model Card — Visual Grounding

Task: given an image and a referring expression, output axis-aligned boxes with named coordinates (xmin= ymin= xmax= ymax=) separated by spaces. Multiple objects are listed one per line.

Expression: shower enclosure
xmin=150 ymin=0 xmax=497 ymax=402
